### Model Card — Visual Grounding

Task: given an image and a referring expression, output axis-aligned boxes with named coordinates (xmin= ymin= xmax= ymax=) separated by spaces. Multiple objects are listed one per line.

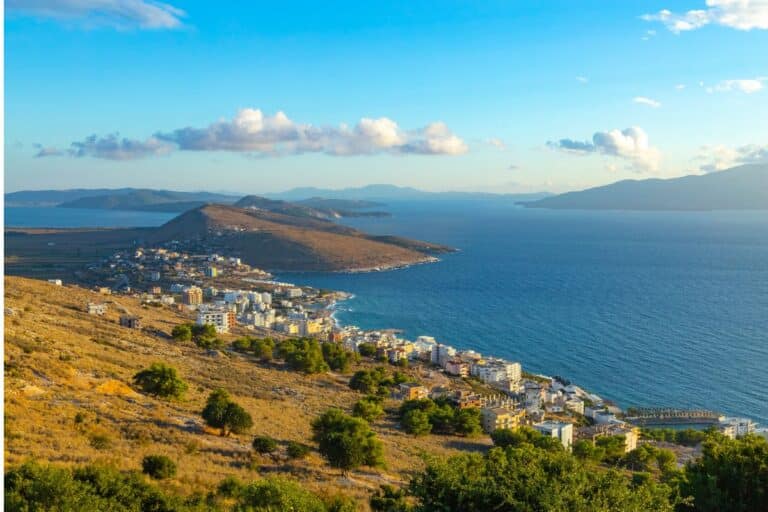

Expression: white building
xmin=286 ymin=287 xmax=303 ymax=298
xmin=196 ymin=305 xmax=232 ymax=333
xmin=533 ymin=421 xmax=573 ymax=451
xmin=431 ymin=344 xmax=456 ymax=367
xmin=48 ymin=279 xmax=63 ymax=286
xmin=720 ymin=417 xmax=756 ymax=438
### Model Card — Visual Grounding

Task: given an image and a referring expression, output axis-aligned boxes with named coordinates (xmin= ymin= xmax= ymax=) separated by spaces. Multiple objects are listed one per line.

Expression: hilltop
xmin=7 ymin=188 xmax=238 ymax=209
xmin=3 ymin=276 xmax=484 ymax=505
xmin=523 ymin=164 xmax=768 ymax=211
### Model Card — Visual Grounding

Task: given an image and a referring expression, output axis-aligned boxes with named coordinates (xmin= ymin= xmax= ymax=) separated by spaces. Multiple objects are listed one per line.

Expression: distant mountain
xmin=234 ymin=195 xmax=391 ymax=219
xmin=267 ymin=184 xmax=551 ymax=202
xmin=522 ymin=164 xmax=768 ymax=211
xmin=6 ymin=188 xmax=239 ymax=209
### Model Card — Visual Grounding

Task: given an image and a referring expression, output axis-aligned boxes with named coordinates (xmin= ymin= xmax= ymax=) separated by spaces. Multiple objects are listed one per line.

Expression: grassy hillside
xmin=3 ymin=277 xmax=486 ymax=505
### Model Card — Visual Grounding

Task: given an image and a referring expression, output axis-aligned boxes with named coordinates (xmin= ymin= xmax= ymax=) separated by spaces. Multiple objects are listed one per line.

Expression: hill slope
xmin=4 ymin=276 xmax=479 ymax=502
xmin=523 ymin=164 xmax=768 ymax=210
xmin=57 ymin=189 xmax=238 ymax=212
xmin=146 ymin=204 xmax=451 ymax=271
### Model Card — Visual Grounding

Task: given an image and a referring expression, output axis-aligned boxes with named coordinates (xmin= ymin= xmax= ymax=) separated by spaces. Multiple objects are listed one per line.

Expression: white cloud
xmin=675 ymin=84 xmax=686 ymax=90
xmin=643 ymin=1 xmax=768 ymax=33
xmin=694 ymin=143 xmax=768 ymax=172
xmin=6 ymin=0 xmax=185 ymax=30
xmin=52 ymin=109 xmax=468 ymax=159
xmin=633 ymin=96 xmax=662 ymax=108
xmin=68 ymin=134 xmax=174 ymax=159
xmin=576 ymin=76 xmax=589 ymax=84
xmin=706 ymin=78 xmax=765 ymax=94
xmin=548 ymin=126 xmax=661 ymax=173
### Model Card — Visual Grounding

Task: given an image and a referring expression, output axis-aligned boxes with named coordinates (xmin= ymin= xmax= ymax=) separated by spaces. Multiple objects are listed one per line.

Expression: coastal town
xmin=59 ymin=243 xmax=766 ymax=452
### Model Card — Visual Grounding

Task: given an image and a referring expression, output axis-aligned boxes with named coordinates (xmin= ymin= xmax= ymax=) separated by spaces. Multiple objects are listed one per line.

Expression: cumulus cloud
xmin=548 ymin=126 xmax=661 ymax=173
xmin=6 ymin=0 xmax=185 ymax=30
xmin=706 ymin=78 xmax=765 ymax=94
xmin=69 ymin=134 xmax=175 ymax=160
xmin=633 ymin=96 xmax=662 ymax=108
xmin=48 ymin=109 xmax=468 ymax=160
xmin=33 ymin=144 xmax=65 ymax=158
xmin=643 ymin=0 xmax=768 ymax=33
xmin=694 ymin=143 xmax=768 ymax=172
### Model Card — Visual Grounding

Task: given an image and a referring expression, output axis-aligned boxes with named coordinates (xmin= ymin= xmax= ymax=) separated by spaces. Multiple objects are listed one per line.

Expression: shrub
xmin=352 ymin=396 xmax=385 ymax=422
xmin=252 ymin=436 xmax=278 ymax=455
xmin=217 ymin=476 xmax=244 ymax=498
xmin=201 ymin=389 xmax=253 ymax=436
xmin=370 ymin=484 xmax=412 ymax=512
xmin=311 ymin=408 xmax=384 ymax=471
xmin=132 ymin=362 xmax=188 ymax=400
xmin=171 ymin=324 xmax=192 ymax=341
xmin=141 ymin=455 xmax=177 ymax=480
xmin=89 ymin=433 xmax=111 ymax=450
xmin=401 ymin=409 xmax=432 ymax=436
xmin=286 ymin=441 xmax=311 ymax=460
xmin=322 ymin=342 xmax=357 ymax=373
xmin=278 ymin=338 xmax=329 ymax=374
xmin=491 ymin=426 xmax=563 ymax=451
xmin=235 ymin=477 xmax=326 ymax=512
xmin=357 ymin=342 xmax=377 ymax=358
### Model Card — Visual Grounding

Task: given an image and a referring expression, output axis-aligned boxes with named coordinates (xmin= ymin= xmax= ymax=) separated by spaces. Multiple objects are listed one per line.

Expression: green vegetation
xmin=171 ymin=324 xmax=192 ymax=342
xmin=311 ymin=408 xmax=384 ymax=472
xmin=640 ymin=427 xmax=709 ymax=446
xmin=680 ymin=433 xmax=768 ymax=512
xmin=491 ymin=426 xmax=563 ymax=451
xmin=322 ymin=342 xmax=358 ymax=373
xmin=409 ymin=446 xmax=676 ymax=511
xmin=357 ymin=342 xmax=378 ymax=358
xmin=201 ymin=389 xmax=253 ymax=436
xmin=620 ymin=444 xmax=676 ymax=473
xmin=173 ymin=322 xmax=223 ymax=349
xmin=141 ymin=455 xmax=177 ymax=480
xmin=251 ymin=436 xmax=278 ymax=456
xmin=232 ymin=337 xmax=275 ymax=361
xmin=235 ymin=477 xmax=327 ymax=512
xmin=132 ymin=362 xmax=188 ymax=400
xmin=370 ymin=485 xmax=410 ymax=512
xmin=277 ymin=338 xmax=330 ymax=374
xmin=399 ymin=398 xmax=482 ymax=437
xmin=286 ymin=441 xmax=311 ymax=459
xmin=349 ymin=367 xmax=412 ymax=395
xmin=352 ymin=395 xmax=385 ymax=422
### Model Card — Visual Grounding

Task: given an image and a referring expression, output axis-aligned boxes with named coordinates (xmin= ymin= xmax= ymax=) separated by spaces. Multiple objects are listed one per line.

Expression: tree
xmin=311 ymin=408 xmax=384 ymax=472
xmin=252 ymin=436 xmax=278 ymax=458
xmin=141 ymin=455 xmax=177 ymax=480
xmin=680 ymin=434 xmax=768 ymax=512
xmin=171 ymin=324 xmax=192 ymax=342
xmin=490 ymin=426 xmax=563 ymax=451
xmin=370 ymin=485 xmax=412 ymax=512
xmin=349 ymin=370 xmax=380 ymax=394
xmin=322 ymin=342 xmax=356 ymax=373
xmin=132 ymin=362 xmax=188 ymax=400
xmin=352 ymin=396 xmax=385 ymax=422
xmin=201 ymin=389 xmax=253 ymax=436
xmin=596 ymin=435 xmax=627 ymax=463
xmin=234 ymin=477 xmax=327 ymax=512
xmin=453 ymin=408 xmax=482 ymax=437
xmin=573 ymin=439 xmax=605 ymax=462
xmin=402 ymin=409 xmax=432 ymax=436
xmin=251 ymin=338 xmax=275 ymax=361
xmin=191 ymin=323 xmax=221 ymax=349
xmin=409 ymin=446 xmax=676 ymax=511
xmin=278 ymin=338 xmax=329 ymax=374
xmin=357 ymin=342 xmax=378 ymax=358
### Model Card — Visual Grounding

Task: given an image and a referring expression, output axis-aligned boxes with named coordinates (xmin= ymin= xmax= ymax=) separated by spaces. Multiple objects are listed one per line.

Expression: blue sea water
xmin=280 ymin=201 xmax=768 ymax=425
xmin=5 ymin=206 xmax=176 ymax=228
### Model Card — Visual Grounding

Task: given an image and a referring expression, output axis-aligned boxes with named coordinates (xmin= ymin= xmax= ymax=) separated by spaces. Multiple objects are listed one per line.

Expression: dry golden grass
xmin=4 ymin=276 xmax=489 ymax=504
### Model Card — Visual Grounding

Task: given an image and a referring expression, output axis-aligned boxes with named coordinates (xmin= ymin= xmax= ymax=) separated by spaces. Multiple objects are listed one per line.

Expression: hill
xmin=3 ymin=276 xmax=482 ymax=505
xmin=6 ymin=188 xmax=238 ymax=208
xmin=235 ymin=195 xmax=390 ymax=219
xmin=522 ymin=164 xmax=768 ymax=211
xmin=145 ymin=204 xmax=450 ymax=271
xmin=4 ymin=204 xmax=453 ymax=277
xmin=267 ymin=184 xmax=551 ymax=202
xmin=57 ymin=189 xmax=239 ymax=212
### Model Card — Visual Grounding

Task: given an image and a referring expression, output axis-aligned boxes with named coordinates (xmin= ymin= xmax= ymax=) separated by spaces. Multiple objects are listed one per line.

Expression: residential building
xmin=576 ymin=424 xmax=639 ymax=452
xmin=196 ymin=305 xmax=233 ymax=333
xmin=481 ymin=407 xmax=526 ymax=434
xmin=719 ymin=417 xmax=756 ymax=438
xmin=533 ymin=421 xmax=573 ymax=451
xmin=444 ymin=359 xmax=470 ymax=377
xmin=119 ymin=315 xmax=141 ymax=329
xmin=286 ymin=287 xmax=303 ymax=298
xmin=48 ymin=279 xmax=62 ymax=286
xmin=398 ymin=383 xmax=429 ymax=401
xmin=182 ymin=286 xmax=203 ymax=305
xmin=205 ymin=266 xmax=218 ymax=278
xmin=87 ymin=302 xmax=107 ymax=315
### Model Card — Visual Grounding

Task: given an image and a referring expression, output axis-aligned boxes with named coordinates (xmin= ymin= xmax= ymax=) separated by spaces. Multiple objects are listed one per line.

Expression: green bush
xmin=141 ymin=455 xmax=177 ymax=480
xmin=252 ymin=435 xmax=278 ymax=455
xmin=286 ymin=441 xmax=311 ymax=459
xmin=234 ymin=477 xmax=326 ymax=512
xmin=171 ymin=324 xmax=192 ymax=341
xmin=278 ymin=338 xmax=329 ymax=374
xmin=89 ymin=433 xmax=111 ymax=450
xmin=311 ymin=408 xmax=384 ymax=471
xmin=201 ymin=389 xmax=253 ymax=436
xmin=357 ymin=342 xmax=378 ymax=358
xmin=133 ymin=362 xmax=188 ymax=400
xmin=401 ymin=409 xmax=432 ymax=436
xmin=352 ymin=396 xmax=385 ymax=422
xmin=491 ymin=426 xmax=563 ymax=451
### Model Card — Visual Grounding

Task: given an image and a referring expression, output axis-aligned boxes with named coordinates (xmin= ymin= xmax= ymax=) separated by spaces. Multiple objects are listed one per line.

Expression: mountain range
xmin=523 ymin=164 xmax=768 ymax=211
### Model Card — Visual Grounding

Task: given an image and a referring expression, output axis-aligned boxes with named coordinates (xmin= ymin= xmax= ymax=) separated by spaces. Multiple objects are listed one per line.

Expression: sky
xmin=4 ymin=0 xmax=768 ymax=194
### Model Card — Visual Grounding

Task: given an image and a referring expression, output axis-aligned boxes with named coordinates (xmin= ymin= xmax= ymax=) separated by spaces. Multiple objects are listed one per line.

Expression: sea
xmin=5 ymin=203 xmax=768 ymax=424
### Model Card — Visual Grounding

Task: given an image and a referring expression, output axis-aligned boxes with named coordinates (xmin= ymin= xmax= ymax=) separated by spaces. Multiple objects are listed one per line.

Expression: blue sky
xmin=5 ymin=0 xmax=768 ymax=193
